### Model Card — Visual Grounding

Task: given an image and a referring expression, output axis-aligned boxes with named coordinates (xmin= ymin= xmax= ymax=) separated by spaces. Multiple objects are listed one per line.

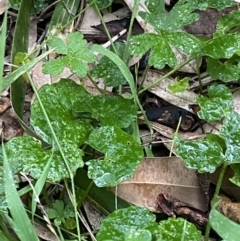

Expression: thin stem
xmin=196 ymin=57 xmax=202 ymax=94
xmin=78 ymin=181 xmax=94 ymax=208
xmin=170 ymin=116 xmax=182 ymax=157
xmin=93 ymin=2 xmax=117 ymax=54
xmin=122 ymin=0 xmax=141 ymax=63
xmin=204 ymin=162 xmax=228 ymax=241
xmin=138 ymin=58 xmax=192 ymax=94
xmin=27 ymin=71 xmax=81 ymax=241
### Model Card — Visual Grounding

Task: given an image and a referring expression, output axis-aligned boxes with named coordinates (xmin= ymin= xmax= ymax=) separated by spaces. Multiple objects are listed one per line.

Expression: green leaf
xmin=168 ymin=78 xmax=189 ymax=93
xmin=89 ymin=0 xmax=113 ymax=10
xmin=87 ymin=126 xmax=143 ymax=187
xmin=9 ymin=0 xmax=45 ymax=13
xmin=48 ymin=0 xmax=81 ymax=32
xmin=47 ymin=199 xmax=74 ymax=227
xmin=130 ymin=29 xmax=202 ymax=70
xmin=1 ymin=49 xmax=53 ymax=92
xmin=207 ymin=57 xmax=240 ymax=82
xmin=96 ymin=206 xmax=157 ymax=241
xmin=202 ymin=34 xmax=240 ymax=59
xmin=155 ymin=217 xmax=201 ymax=241
xmin=165 ymin=31 xmax=202 ymax=56
xmin=217 ymin=10 xmax=240 ymax=32
xmin=205 ymin=134 xmax=226 ymax=153
xmin=229 ymin=164 xmax=240 ymax=187
xmin=64 ymin=218 xmax=76 ymax=230
xmin=91 ymin=42 xmax=127 ymax=87
xmin=196 ymin=84 xmax=233 ymax=122
xmin=0 ymin=10 xmax=7 ymax=92
xmin=139 ymin=0 xmax=199 ymax=31
xmin=31 ymin=79 xmax=93 ymax=145
xmin=74 ymin=95 xmax=138 ymax=129
xmin=175 ymin=136 xmax=225 ymax=173
xmin=43 ymin=32 xmax=96 ymax=78
xmin=5 ymin=136 xmax=84 ymax=182
xmin=191 ymin=0 xmax=235 ymax=10
xmin=91 ymin=55 xmax=127 ymax=86
xmin=210 ymin=208 xmax=240 ymax=241
xmin=124 ymin=229 xmax=152 ymax=241
xmin=48 ymin=36 xmax=68 ymax=54
xmin=220 ymin=111 xmax=240 ymax=164
xmin=42 ymin=57 xmax=68 ymax=76
xmin=11 ymin=0 xmax=32 ymax=119
xmin=130 ymin=33 xmax=176 ymax=69
xmin=3 ymin=143 xmax=39 ymax=241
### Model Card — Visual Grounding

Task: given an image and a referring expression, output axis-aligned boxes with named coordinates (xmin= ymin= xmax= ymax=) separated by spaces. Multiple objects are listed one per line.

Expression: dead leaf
xmin=0 ymin=0 xmax=9 ymax=15
xmin=112 ymin=157 xmax=207 ymax=212
xmin=217 ymin=194 xmax=240 ymax=224
xmin=138 ymin=70 xmax=198 ymax=112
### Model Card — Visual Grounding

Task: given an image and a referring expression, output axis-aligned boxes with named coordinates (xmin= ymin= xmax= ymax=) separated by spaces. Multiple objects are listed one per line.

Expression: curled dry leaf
xmin=218 ymin=194 xmax=240 ymax=224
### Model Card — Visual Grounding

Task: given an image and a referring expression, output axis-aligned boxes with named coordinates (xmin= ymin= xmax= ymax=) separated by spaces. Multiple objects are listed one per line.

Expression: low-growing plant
xmin=1 ymin=0 xmax=240 ymax=241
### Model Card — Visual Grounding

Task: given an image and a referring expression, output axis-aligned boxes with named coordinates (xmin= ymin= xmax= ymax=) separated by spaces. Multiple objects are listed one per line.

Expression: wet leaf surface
xmin=155 ymin=217 xmax=201 ymax=241
xmin=197 ymin=84 xmax=233 ymax=122
xmin=175 ymin=136 xmax=225 ymax=173
xmin=96 ymin=206 xmax=157 ymax=241
xmin=87 ymin=126 xmax=143 ymax=187
xmin=5 ymin=136 xmax=84 ymax=182
xmin=207 ymin=57 xmax=240 ymax=82
xmin=202 ymin=34 xmax=240 ymax=59
xmin=91 ymin=42 xmax=127 ymax=87
xmin=220 ymin=111 xmax=240 ymax=164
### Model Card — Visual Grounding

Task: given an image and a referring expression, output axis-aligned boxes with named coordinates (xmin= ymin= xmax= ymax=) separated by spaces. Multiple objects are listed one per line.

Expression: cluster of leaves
xmin=2 ymin=0 xmax=240 ymax=241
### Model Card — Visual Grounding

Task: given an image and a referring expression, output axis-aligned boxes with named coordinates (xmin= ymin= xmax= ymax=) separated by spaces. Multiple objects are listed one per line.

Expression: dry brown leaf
xmin=138 ymin=70 xmax=197 ymax=112
xmin=217 ymin=194 xmax=240 ymax=224
xmin=33 ymin=222 xmax=58 ymax=241
xmin=0 ymin=0 xmax=9 ymax=15
xmin=28 ymin=20 xmax=37 ymax=52
xmin=112 ymin=157 xmax=207 ymax=212
xmin=31 ymin=61 xmax=52 ymax=90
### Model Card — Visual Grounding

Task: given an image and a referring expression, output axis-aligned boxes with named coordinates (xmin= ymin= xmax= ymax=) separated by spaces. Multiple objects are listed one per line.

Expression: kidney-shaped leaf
xmin=155 ymin=217 xmax=201 ymax=241
xmin=86 ymin=126 xmax=143 ymax=187
xmin=220 ymin=111 xmax=240 ymax=164
xmin=175 ymin=136 xmax=225 ymax=173
xmin=202 ymin=34 xmax=240 ymax=59
xmin=5 ymin=136 xmax=84 ymax=182
xmin=207 ymin=57 xmax=240 ymax=82
xmin=96 ymin=206 xmax=157 ymax=241
xmin=31 ymin=79 xmax=93 ymax=145
xmin=197 ymin=84 xmax=233 ymax=122
xmin=73 ymin=95 xmax=138 ymax=129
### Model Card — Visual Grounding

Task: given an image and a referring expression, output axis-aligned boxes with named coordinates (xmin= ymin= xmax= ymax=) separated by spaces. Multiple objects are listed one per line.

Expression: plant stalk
xmin=138 ymin=58 xmax=192 ymax=94
xmin=27 ymin=71 xmax=82 ymax=241
xmin=204 ymin=162 xmax=228 ymax=241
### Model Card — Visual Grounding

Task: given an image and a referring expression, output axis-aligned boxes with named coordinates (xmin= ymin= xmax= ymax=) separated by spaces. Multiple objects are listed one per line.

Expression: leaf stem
xmin=138 ymin=58 xmax=192 ymax=94
xmin=204 ymin=162 xmax=228 ymax=241
xmin=122 ymin=0 xmax=141 ymax=63
xmin=93 ymin=2 xmax=117 ymax=54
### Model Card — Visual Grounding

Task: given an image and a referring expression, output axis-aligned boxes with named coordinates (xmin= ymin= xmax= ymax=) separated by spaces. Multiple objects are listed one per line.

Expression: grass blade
xmin=1 ymin=49 xmax=53 ymax=92
xmin=10 ymin=0 xmax=32 ymax=118
xmin=0 ymin=10 xmax=7 ymax=92
xmin=2 ymin=144 xmax=39 ymax=241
